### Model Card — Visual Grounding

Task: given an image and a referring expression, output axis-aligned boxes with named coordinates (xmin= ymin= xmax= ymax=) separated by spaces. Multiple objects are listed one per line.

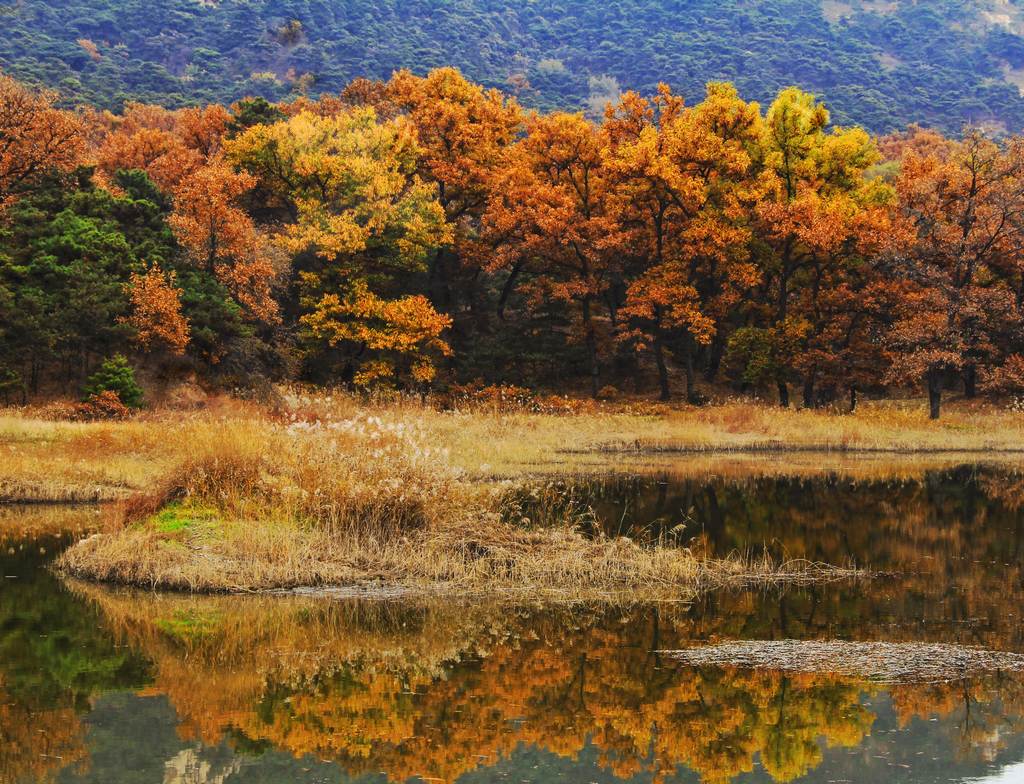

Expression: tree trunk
xmin=802 ymin=376 xmax=815 ymax=409
xmin=614 ymin=344 xmax=641 ymax=394
xmin=963 ymin=364 xmax=977 ymax=399
xmin=582 ymin=297 xmax=600 ymax=399
xmin=683 ymin=335 xmax=698 ymax=404
xmin=654 ymin=335 xmax=670 ymax=402
xmin=429 ymin=246 xmax=454 ymax=314
xmin=849 ymin=385 xmax=857 ymax=414
xmin=927 ymin=370 xmax=942 ymax=420
xmin=777 ymin=381 xmax=790 ymax=408
xmin=496 ymin=260 xmax=523 ymax=321
xmin=704 ymin=333 xmax=725 ymax=383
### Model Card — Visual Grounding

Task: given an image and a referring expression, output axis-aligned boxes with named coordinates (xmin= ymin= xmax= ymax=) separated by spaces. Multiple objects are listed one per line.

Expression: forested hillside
xmin=5 ymin=0 xmax=1024 ymax=134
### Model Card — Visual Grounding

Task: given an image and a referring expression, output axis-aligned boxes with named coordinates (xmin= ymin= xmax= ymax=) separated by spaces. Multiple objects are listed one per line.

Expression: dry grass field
xmin=4 ymin=393 xmax=1024 ymax=501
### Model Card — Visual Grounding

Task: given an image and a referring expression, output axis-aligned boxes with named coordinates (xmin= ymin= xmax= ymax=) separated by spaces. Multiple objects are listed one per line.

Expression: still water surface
xmin=5 ymin=464 xmax=1024 ymax=784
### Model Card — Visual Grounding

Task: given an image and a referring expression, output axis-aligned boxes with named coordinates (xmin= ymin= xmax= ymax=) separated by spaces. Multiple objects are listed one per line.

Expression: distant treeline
xmin=4 ymin=0 xmax=1024 ymax=134
xmin=4 ymin=68 xmax=1024 ymax=417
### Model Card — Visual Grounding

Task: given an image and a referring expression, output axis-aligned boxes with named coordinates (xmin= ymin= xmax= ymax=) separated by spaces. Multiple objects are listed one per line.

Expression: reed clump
xmin=53 ymin=412 xmax=680 ymax=594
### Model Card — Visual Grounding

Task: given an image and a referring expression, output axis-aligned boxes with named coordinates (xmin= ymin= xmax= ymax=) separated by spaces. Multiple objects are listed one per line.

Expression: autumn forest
xmin=3 ymin=66 xmax=1024 ymax=417
xmin=10 ymin=20 xmax=1024 ymax=779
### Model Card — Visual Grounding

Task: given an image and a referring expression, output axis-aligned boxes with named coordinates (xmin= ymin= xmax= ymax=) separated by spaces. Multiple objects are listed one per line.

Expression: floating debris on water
xmin=663 ymin=640 xmax=1024 ymax=683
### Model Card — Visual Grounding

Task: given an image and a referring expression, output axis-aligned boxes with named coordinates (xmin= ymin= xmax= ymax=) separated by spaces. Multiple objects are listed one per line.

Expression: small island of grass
xmin=56 ymin=414 xmax=730 ymax=596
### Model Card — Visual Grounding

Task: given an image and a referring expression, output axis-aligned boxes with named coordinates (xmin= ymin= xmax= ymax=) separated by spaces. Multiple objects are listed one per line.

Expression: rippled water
xmin=5 ymin=464 xmax=1024 ymax=783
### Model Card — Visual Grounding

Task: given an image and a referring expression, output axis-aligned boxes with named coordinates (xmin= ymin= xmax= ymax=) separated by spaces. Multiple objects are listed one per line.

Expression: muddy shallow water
xmin=5 ymin=463 xmax=1024 ymax=783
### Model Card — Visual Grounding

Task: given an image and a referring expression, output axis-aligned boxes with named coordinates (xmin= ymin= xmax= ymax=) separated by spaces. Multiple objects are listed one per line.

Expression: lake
xmin=5 ymin=463 xmax=1024 ymax=784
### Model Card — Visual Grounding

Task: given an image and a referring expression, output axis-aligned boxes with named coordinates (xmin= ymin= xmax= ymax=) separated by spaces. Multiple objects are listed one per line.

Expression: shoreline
xmin=6 ymin=441 xmax=1024 ymax=505
xmin=3 ymin=396 xmax=1019 ymax=593
xmin=55 ymin=543 xmax=867 ymax=598
xmin=579 ymin=444 xmax=1024 ymax=455
xmin=5 ymin=448 xmax=1024 ymax=505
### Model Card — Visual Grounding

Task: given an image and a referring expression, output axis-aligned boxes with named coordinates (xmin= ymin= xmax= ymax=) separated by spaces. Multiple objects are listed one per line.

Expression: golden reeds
xmin=49 ymin=406 xmax=861 ymax=595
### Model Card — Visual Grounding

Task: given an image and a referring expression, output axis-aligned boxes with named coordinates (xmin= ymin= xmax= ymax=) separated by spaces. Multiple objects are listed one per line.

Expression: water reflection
xmin=42 ymin=590 xmax=1024 ymax=784
xmin=517 ymin=465 xmax=1024 ymax=645
xmin=0 ymin=507 xmax=149 ymax=784
xmin=5 ymin=465 xmax=1024 ymax=782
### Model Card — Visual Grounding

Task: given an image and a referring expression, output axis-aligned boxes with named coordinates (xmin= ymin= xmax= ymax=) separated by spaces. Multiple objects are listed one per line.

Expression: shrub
xmin=74 ymin=390 xmax=132 ymax=421
xmin=82 ymin=355 xmax=144 ymax=409
xmin=438 ymin=382 xmax=607 ymax=414
xmin=32 ymin=400 xmax=79 ymax=421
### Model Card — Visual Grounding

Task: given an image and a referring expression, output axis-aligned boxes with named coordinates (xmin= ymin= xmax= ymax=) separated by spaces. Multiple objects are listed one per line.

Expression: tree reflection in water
xmin=7 ymin=464 xmax=1024 ymax=783
xmin=60 ymin=587 xmax=1024 ymax=784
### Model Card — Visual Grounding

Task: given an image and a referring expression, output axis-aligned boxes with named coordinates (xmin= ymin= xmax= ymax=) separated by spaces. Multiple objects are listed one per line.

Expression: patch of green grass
xmin=148 ymin=502 xmax=220 ymax=535
xmin=155 ymin=609 xmax=224 ymax=642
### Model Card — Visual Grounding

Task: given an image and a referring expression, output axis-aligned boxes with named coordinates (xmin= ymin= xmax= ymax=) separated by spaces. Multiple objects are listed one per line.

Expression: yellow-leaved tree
xmin=225 ymin=108 xmax=453 ymax=387
xmin=728 ymin=87 xmax=897 ymax=408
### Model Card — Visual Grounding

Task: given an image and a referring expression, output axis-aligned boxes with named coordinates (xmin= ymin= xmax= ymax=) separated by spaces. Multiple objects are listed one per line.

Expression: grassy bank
xmin=52 ymin=413 xmax=857 ymax=595
xmin=2 ymin=392 xmax=1018 ymax=594
xmin=4 ymin=394 xmax=1024 ymax=501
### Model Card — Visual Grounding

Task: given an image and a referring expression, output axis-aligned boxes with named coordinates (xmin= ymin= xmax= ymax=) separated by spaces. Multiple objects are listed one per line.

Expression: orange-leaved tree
xmin=606 ymin=82 xmax=764 ymax=402
xmin=481 ymin=111 xmax=623 ymax=397
xmin=168 ymin=157 xmax=279 ymax=324
xmin=887 ymin=128 xmax=1024 ymax=418
xmin=388 ymin=68 xmax=523 ymax=325
xmin=0 ymin=74 xmax=84 ymax=210
xmin=122 ymin=263 xmax=190 ymax=355
xmin=92 ymin=102 xmax=230 ymax=193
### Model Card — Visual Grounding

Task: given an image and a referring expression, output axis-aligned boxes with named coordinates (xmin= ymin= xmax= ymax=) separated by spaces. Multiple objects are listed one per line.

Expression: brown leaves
xmin=887 ymin=129 xmax=1024 ymax=386
xmin=620 ymin=265 xmax=715 ymax=346
xmin=602 ymin=84 xmax=763 ymax=386
xmin=123 ymin=264 xmax=189 ymax=355
xmin=0 ymin=74 xmax=84 ymax=209
xmin=169 ymin=159 xmax=257 ymax=265
xmin=94 ymin=102 xmax=230 ymax=192
xmin=169 ymin=159 xmax=278 ymax=324
xmin=389 ymin=67 xmax=523 ymax=220
xmin=982 ymin=353 xmax=1024 ymax=394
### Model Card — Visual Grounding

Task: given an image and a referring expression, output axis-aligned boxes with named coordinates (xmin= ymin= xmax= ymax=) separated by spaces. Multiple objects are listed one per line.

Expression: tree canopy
xmin=4 ymin=66 xmax=1024 ymax=417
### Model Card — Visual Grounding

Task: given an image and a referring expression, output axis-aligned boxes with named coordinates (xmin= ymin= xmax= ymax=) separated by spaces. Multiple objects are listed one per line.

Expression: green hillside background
xmin=5 ymin=0 xmax=1024 ymax=133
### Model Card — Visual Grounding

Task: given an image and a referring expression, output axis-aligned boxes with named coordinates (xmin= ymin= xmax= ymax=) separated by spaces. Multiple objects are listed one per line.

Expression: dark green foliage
xmin=82 ymin=353 xmax=144 ymax=407
xmin=449 ymin=277 xmax=595 ymax=392
xmin=113 ymin=168 xmax=173 ymax=212
xmin=0 ymin=166 xmax=283 ymax=395
xmin=0 ymin=171 xmax=144 ymax=394
xmin=726 ymin=327 xmax=792 ymax=389
xmin=3 ymin=0 xmax=1024 ymax=134
xmin=172 ymin=266 xmax=249 ymax=363
xmin=227 ymin=97 xmax=287 ymax=137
